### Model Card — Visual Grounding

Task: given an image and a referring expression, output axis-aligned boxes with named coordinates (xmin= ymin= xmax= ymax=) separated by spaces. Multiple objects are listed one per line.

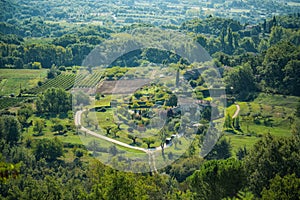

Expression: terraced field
xmin=29 ymin=73 xmax=76 ymax=94
xmin=74 ymin=71 xmax=103 ymax=88
xmin=96 ymin=79 xmax=151 ymax=94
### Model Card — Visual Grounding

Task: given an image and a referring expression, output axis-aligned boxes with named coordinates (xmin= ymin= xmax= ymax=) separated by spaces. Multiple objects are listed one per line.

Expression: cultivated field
xmin=0 ymin=69 xmax=47 ymax=96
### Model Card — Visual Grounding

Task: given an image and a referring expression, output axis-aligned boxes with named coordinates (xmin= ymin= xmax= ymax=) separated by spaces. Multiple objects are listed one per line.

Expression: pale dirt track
xmin=232 ymin=104 xmax=240 ymax=118
xmin=75 ymin=110 xmax=160 ymax=172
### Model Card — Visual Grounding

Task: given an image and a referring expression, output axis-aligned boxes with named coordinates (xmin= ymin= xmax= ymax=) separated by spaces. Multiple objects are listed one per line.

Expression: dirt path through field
xmin=75 ymin=110 xmax=161 ymax=172
xmin=232 ymin=103 xmax=240 ymax=118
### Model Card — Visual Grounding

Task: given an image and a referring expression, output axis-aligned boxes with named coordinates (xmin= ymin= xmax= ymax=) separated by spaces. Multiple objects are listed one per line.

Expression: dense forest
xmin=1 ymin=0 xmax=300 ymax=199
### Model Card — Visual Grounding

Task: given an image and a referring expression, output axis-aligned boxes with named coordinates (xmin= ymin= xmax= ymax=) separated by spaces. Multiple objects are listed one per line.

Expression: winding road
xmin=75 ymin=110 xmax=158 ymax=172
xmin=75 ymin=110 xmax=149 ymax=152
xmin=75 ymin=102 xmax=238 ymax=172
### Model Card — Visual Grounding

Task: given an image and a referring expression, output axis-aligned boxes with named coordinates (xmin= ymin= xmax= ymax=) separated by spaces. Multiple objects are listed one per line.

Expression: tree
xmin=133 ymin=91 xmax=143 ymax=99
xmin=104 ymin=126 xmax=113 ymax=135
xmin=159 ymin=128 xmax=167 ymax=159
xmin=88 ymin=140 xmax=99 ymax=155
xmin=262 ymin=19 xmax=267 ymax=33
xmin=259 ymin=42 xmax=299 ymax=95
xmin=205 ymin=136 xmax=232 ymax=160
xmin=128 ymin=134 xmax=137 ymax=144
xmin=202 ymin=106 xmax=212 ymax=121
xmin=220 ymin=27 xmax=226 ymax=51
xmin=188 ymin=158 xmax=246 ymax=200
xmin=224 ymin=64 xmax=257 ymax=100
xmin=0 ymin=115 xmax=21 ymax=144
xmin=52 ymin=124 xmax=65 ymax=135
xmin=84 ymin=110 xmax=89 ymax=118
xmin=283 ymin=60 xmax=300 ymax=96
xmin=108 ymin=145 xmax=118 ymax=156
xmin=31 ymin=61 xmax=42 ymax=69
xmin=47 ymin=65 xmax=61 ymax=79
xmin=100 ymin=171 xmax=138 ymax=200
xmin=111 ymin=128 xmax=119 ymax=138
xmin=269 ymin=26 xmax=286 ymax=45
xmin=166 ymin=156 xmax=204 ymax=182
xmin=69 ymin=43 xmax=94 ymax=65
xmin=95 ymin=93 xmax=101 ymax=100
xmin=34 ymin=138 xmax=63 ymax=162
xmin=92 ymin=120 xmax=99 ymax=130
xmin=52 ymin=34 xmax=78 ymax=47
xmin=33 ymin=119 xmax=45 ymax=135
xmin=261 ymin=174 xmax=300 ymax=200
xmin=175 ymin=68 xmax=179 ymax=88
xmin=75 ymin=125 xmax=81 ymax=134
xmin=84 ymin=117 xmax=91 ymax=127
xmin=291 ymin=118 xmax=300 ymax=136
xmin=236 ymin=146 xmax=247 ymax=160
xmin=73 ymin=91 xmax=90 ymax=106
xmin=143 ymin=138 xmax=155 ymax=148
xmin=233 ymin=115 xmax=241 ymax=130
xmin=173 ymin=136 xmax=179 ymax=149
xmin=244 ymin=133 xmax=300 ymax=196
xmin=224 ymin=114 xmax=233 ymax=130
xmin=165 ymin=94 xmax=178 ymax=107
xmin=226 ymin=28 xmax=234 ymax=54
xmin=74 ymin=149 xmax=84 ymax=158
xmin=17 ymin=106 xmax=33 ymax=128
xmin=36 ymin=87 xmax=71 ymax=115
xmin=87 ymin=65 xmax=93 ymax=74
xmin=24 ymin=44 xmax=71 ymax=68
xmin=240 ymin=38 xmax=256 ymax=52
xmin=296 ymin=101 xmax=300 ymax=118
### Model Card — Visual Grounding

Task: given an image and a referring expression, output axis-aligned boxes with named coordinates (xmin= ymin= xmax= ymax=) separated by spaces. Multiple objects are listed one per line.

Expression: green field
xmin=224 ymin=134 xmax=259 ymax=155
xmin=29 ymin=73 xmax=76 ymax=94
xmin=94 ymin=95 xmax=113 ymax=107
xmin=224 ymin=93 xmax=299 ymax=153
xmin=0 ymin=69 xmax=47 ymax=96
xmin=253 ymin=93 xmax=300 ymax=109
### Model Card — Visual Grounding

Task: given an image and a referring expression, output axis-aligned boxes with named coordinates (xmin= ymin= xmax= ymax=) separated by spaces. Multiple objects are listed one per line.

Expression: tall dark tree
xmin=258 ymin=42 xmax=299 ymax=95
xmin=175 ymin=68 xmax=179 ymax=88
xmin=283 ymin=60 xmax=300 ymax=96
xmin=34 ymin=138 xmax=64 ymax=162
xmin=226 ymin=28 xmax=234 ymax=54
xmin=36 ymin=87 xmax=72 ymax=115
xmin=224 ymin=64 xmax=257 ymax=100
xmin=159 ymin=128 xmax=167 ymax=159
xmin=205 ymin=136 xmax=232 ymax=160
xmin=0 ymin=116 xmax=21 ymax=144
xmin=17 ymin=106 xmax=33 ymax=128
xmin=233 ymin=115 xmax=241 ymax=130
xmin=220 ymin=28 xmax=227 ymax=51
xmin=296 ymin=101 xmax=300 ymax=118
xmin=224 ymin=114 xmax=232 ymax=130
xmin=244 ymin=133 xmax=300 ymax=196
xmin=188 ymin=158 xmax=246 ymax=200
xmin=261 ymin=174 xmax=300 ymax=200
xmin=165 ymin=94 xmax=178 ymax=107
xmin=33 ymin=119 xmax=45 ymax=135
